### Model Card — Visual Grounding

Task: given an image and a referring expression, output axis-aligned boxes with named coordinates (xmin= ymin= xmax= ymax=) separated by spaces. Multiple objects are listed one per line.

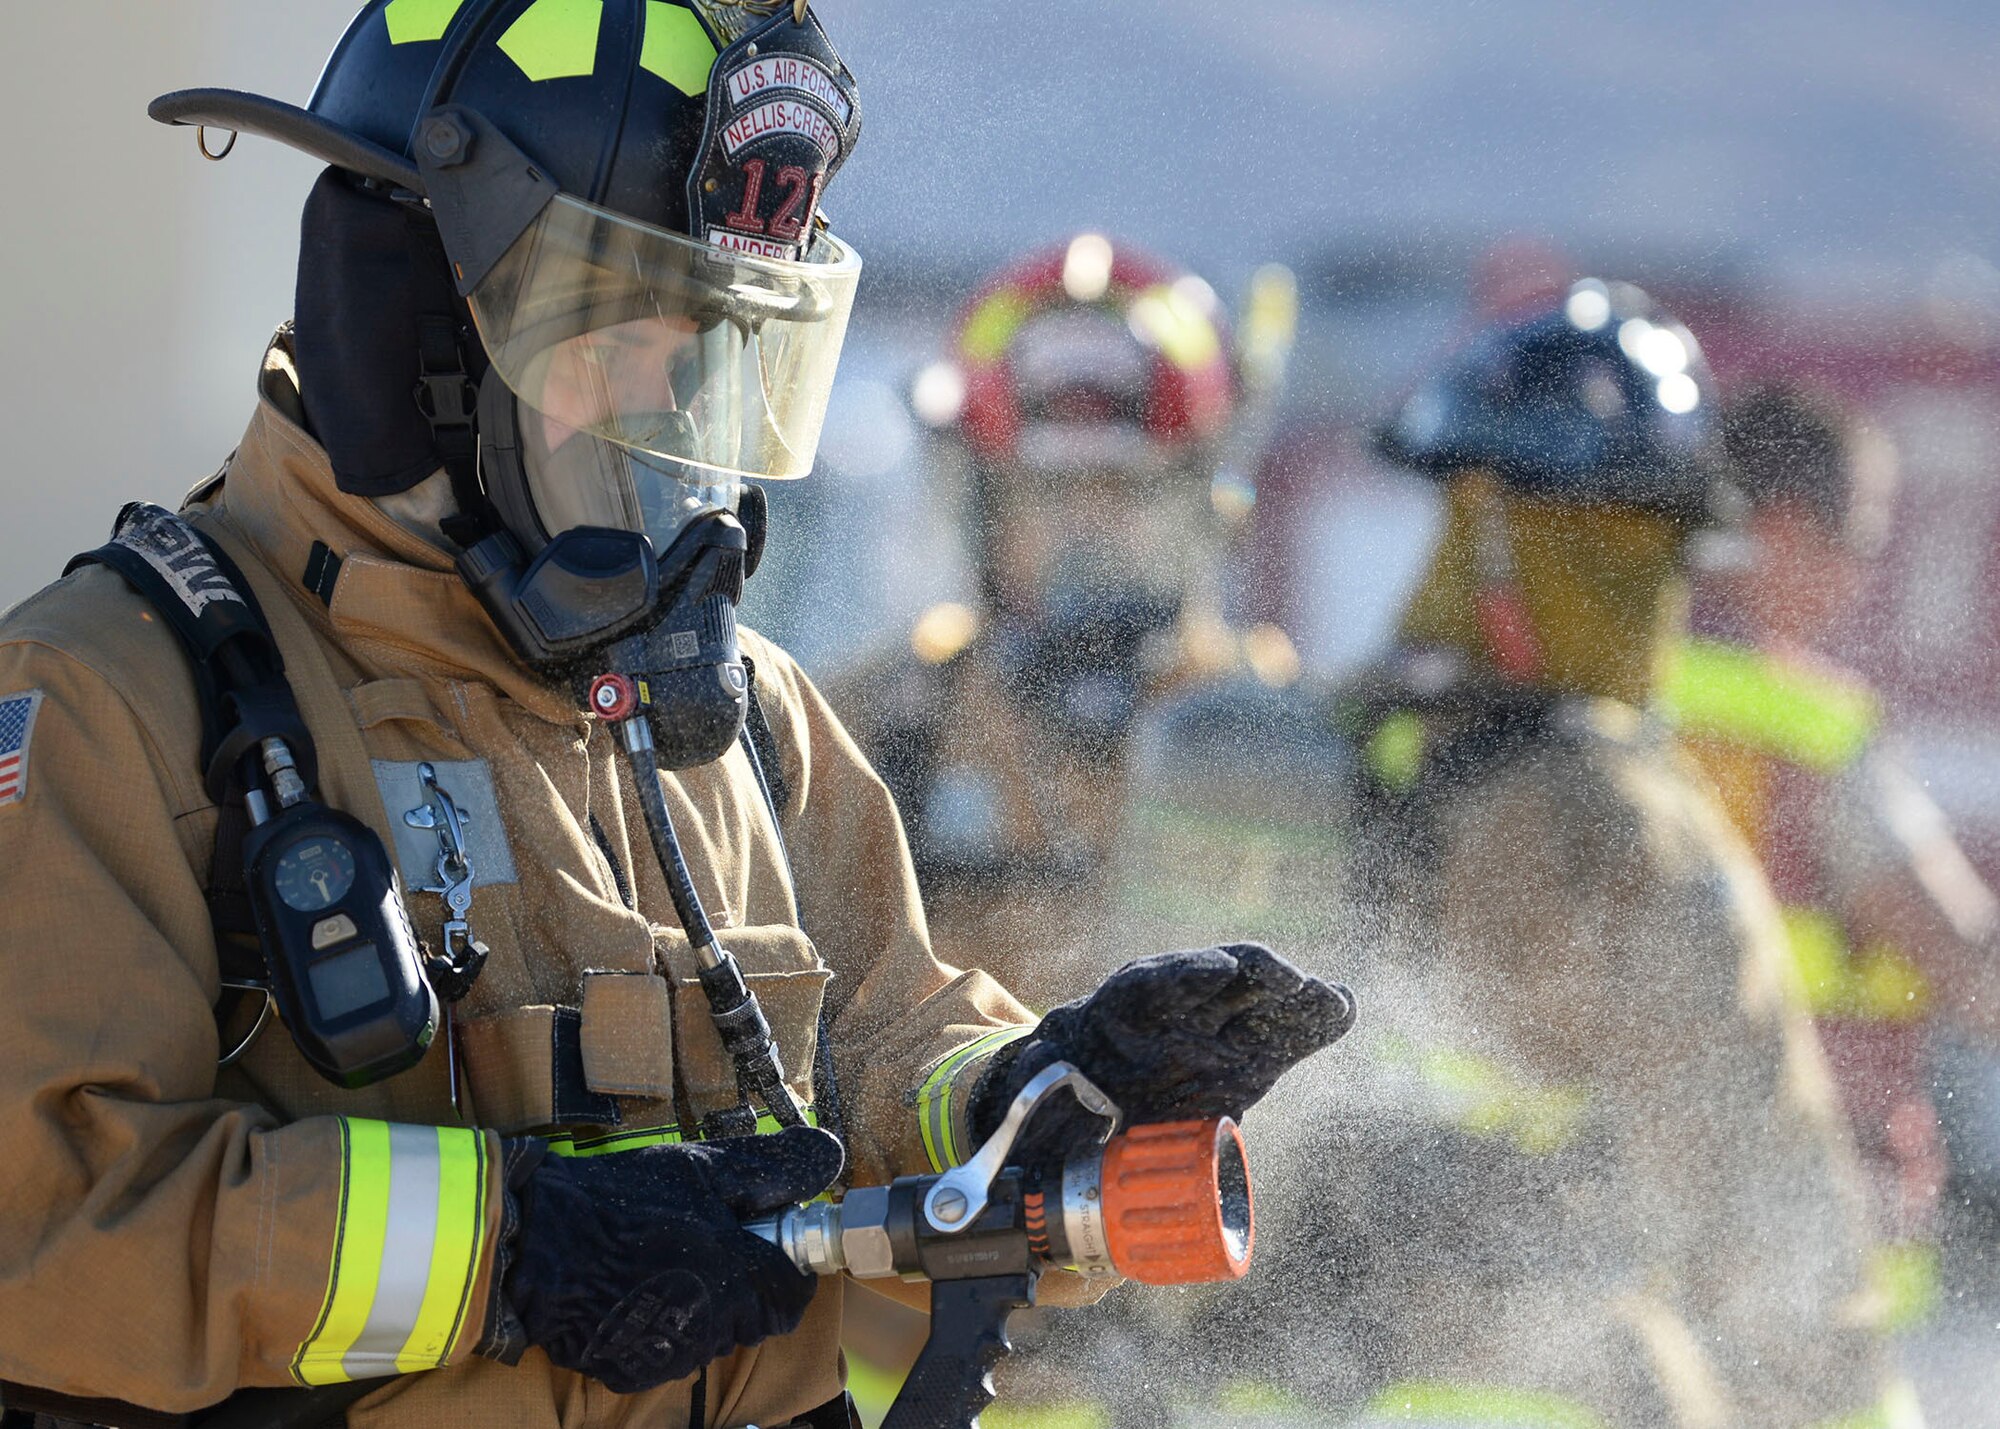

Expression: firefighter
xmin=1264 ymin=280 xmax=1910 ymax=1426
xmin=1662 ymin=382 xmax=2000 ymax=1309
xmin=0 ymin=7 xmax=1347 ymax=1428
xmin=823 ymin=238 xmax=1308 ymax=1424
xmin=830 ymin=234 xmax=1303 ymax=1006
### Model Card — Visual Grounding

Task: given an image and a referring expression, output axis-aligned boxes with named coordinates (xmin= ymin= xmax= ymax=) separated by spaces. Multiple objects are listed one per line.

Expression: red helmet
xmin=923 ymin=235 xmax=1240 ymax=474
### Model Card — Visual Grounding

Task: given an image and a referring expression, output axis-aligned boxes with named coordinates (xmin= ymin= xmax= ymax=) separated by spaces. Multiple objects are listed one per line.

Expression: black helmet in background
xmin=154 ymin=1 xmax=864 ymax=758
xmin=1376 ymin=278 xmax=1738 ymax=527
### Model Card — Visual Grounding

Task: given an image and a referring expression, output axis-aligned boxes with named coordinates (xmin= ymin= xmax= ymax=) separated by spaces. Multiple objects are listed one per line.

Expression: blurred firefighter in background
xmin=830 ymin=234 xmax=1301 ymax=1004
xmin=1234 ymin=280 xmax=1911 ymax=1427
xmin=1662 ymin=383 xmax=2000 ymax=1320
xmin=824 ymin=235 xmax=1303 ymax=1424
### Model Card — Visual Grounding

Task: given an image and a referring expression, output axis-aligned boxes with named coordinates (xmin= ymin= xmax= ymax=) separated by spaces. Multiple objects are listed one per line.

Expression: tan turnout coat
xmin=0 ymin=344 xmax=1036 ymax=1428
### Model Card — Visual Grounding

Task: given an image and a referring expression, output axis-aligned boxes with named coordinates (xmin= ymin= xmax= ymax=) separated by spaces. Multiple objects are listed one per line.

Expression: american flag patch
xmin=0 ymin=690 xmax=43 ymax=806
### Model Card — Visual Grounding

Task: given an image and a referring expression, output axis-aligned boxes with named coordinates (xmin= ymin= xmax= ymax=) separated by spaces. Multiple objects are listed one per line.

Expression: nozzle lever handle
xmin=922 ymin=1061 xmax=1116 ymax=1234
xmin=879 ymin=1273 xmax=1034 ymax=1429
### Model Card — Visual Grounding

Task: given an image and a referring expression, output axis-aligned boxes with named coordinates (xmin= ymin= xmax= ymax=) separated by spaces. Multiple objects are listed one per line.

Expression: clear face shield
xmin=469 ymin=193 xmax=862 ymax=551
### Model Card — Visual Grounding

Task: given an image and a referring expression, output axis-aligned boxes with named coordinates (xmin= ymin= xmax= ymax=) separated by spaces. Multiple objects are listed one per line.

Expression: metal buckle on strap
xmin=413 ymin=370 xmax=477 ymax=431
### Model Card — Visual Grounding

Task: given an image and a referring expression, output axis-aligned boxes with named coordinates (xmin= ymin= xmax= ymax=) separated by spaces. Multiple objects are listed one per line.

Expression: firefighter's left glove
xmin=483 ymin=1126 xmax=844 ymax=1394
xmin=970 ymin=943 xmax=1354 ymax=1166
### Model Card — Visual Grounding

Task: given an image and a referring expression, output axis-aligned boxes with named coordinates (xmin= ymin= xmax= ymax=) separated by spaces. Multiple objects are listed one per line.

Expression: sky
xmin=0 ymin=0 xmax=1995 ymax=612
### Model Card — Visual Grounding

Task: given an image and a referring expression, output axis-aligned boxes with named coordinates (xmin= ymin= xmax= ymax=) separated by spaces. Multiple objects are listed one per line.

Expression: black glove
xmin=970 ymin=943 xmax=1354 ymax=1165
xmin=491 ymin=1125 xmax=844 ymax=1394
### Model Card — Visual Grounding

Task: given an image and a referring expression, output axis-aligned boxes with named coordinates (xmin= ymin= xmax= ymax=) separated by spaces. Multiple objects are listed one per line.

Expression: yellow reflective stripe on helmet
xmin=1368 ymin=1380 xmax=1606 ymax=1428
xmin=1659 ymin=638 xmax=1878 ymax=775
xmin=918 ymin=1026 xmax=1034 ymax=1172
xmin=1784 ymin=907 xmax=1929 ymax=1022
xmin=960 ymin=291 xmax=1035 ymax=364
xmin=292 ymin=1120 xmax=491 ymax=1386
xmin=383 ymin=0 xmax=467 ymax=44
xmin=499 ymin=0 xmax=606 ymax=83
xmin=544 ymin=1105 xmax=817 ymax=1158
xmin=641 ymin=0 xmax=719 ymax=95
xmin=1128 ymin=282 xmax=1224 ymax=372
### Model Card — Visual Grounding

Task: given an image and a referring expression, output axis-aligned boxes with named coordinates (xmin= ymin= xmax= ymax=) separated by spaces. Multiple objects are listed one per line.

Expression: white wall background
xmin=0 ymin=4 xmax=356 ymax=607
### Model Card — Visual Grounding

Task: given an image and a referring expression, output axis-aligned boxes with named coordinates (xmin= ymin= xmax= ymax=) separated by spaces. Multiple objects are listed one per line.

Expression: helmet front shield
xmin=418 ymin=106 xmax=861 ymax=487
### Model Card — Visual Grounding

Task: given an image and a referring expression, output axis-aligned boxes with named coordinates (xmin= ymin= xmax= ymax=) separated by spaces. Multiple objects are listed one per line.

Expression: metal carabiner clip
xmin=404 ymin=763 xmax=490 ymax=998
xmin=403 ymin=764 xmax=492 ymax=1110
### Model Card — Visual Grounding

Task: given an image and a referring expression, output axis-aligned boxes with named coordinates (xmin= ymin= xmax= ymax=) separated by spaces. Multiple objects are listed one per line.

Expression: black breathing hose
xmin=619 ymin=721 xmax=808 ymax=1131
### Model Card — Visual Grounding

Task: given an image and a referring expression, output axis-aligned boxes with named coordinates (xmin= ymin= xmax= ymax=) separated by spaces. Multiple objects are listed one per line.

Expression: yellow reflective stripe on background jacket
xmin=293 ymin=1120 xmax=490 ymax=1385
xmin=1659 ymin=640 xmax=1929 ymax=1022
xmin=1660 ymin=638 xmax=1879 ymax=777
xmin=1817 ymin=1379 xmax=1926 ymax=1429
xmin=1367 ymin=1380 xmax=1605 ymax=1428
xmin=1784 ymin=907 xmax=1929 ymax=1023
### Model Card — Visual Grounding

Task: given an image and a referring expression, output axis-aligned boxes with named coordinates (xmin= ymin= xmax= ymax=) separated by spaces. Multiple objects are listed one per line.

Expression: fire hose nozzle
xmin=747 ymin=1113 xmax=1254 ymax=1289
xmin=1096 ymin=1117 xmax=1254 ymax=1284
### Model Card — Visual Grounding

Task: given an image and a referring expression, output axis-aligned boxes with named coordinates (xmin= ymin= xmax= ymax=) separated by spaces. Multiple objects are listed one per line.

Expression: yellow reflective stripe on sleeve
xmin=394 ymin=1127 xmax=489 ymax=1372
xmin=918 ymin=1026 xmax=1034 ymax=1172
xmin=979 ymin=1404 xmax=1112 ymax=1429
xmin=545 ymin=1105 xmax=816 ymax=1158
xmin=1368 ymin=1380 xmax=1606 ymax=1428
xmin=548 ymin=1126 xmax=685 ymax=1157
xmin=292 ymin=1120 xmax=491 ymax=1386
xmin=1659 ymin=638 xmax=1878 ymax=775
xmin=293 ymin=1119 xmax=390 ymax=1385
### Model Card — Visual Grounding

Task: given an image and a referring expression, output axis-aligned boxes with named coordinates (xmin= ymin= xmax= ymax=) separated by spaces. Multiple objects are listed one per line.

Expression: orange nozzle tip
xmin=1102 ymin=1117 xmax=1255 ymax=1286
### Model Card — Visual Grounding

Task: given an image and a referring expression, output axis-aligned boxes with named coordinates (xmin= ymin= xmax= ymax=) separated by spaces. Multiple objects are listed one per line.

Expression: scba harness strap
xmin=65 ymin=504 xmax=319 ymax=994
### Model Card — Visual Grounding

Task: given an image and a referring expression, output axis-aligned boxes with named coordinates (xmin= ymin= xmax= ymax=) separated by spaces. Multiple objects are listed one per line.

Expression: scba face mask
xmin=419 ymin=91 xmax=861 ymax=706
xmin=984 ymin=470 xmax=1212 ymax=759
xmin=464 ymin=365 xmax=774 ymax=770
xmin=444 ymin=183 xmax=859 ymax=762
xmin=404 ymin=11 xmax=862 ymax=766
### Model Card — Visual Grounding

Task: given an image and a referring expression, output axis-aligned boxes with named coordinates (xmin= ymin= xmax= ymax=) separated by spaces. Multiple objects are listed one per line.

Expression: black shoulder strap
xmin=740 ymin=655 xmax=792 ymax=822
xmin=67 ymin=504 xmax=319 ymax=799
xmin=66 ymin=504 xmax=318 ymax=979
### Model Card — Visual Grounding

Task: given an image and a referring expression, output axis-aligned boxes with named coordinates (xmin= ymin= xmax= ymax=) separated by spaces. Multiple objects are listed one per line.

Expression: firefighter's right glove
xmin=484 ymin=1126 xmax=844 ymax=1394
xmin=970 ymin=943 xmax=1354 ymax=1166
